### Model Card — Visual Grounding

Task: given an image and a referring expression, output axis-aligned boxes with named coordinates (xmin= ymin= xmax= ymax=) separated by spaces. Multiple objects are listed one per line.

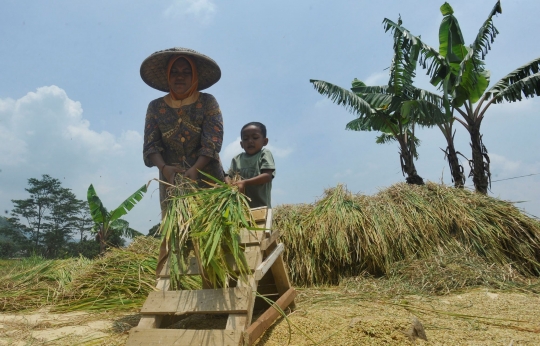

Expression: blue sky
xmin=1 ymin=0 xmax=539 ymax=233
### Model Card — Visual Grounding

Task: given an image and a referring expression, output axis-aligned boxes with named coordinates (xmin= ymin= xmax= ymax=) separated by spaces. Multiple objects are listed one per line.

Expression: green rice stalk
xmin=161 ymin=171 xmax=254 ymax=288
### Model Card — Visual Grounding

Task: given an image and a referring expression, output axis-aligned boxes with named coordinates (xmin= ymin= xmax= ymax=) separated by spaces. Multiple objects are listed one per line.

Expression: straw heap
xmin=0 ymin=237 xmax=200 ymax=312
xmin=274 ymin=182 xmax=540 ymax=286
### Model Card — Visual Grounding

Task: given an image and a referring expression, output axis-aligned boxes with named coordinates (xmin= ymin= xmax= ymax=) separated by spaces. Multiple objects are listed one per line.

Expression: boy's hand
xmin=234 ymin=180 xmax=246 ymax=193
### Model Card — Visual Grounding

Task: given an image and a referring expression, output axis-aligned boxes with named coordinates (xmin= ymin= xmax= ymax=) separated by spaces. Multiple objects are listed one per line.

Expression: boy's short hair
xmin=241 ymin=122 xmax=267 ymax=137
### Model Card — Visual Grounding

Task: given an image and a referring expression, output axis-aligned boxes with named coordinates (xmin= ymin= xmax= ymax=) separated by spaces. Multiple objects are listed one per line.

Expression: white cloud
xmin=333 ymin=169 xmax=353 ymax=179
xmin=164 ymin=0 xmax=216 ymax=24
xmin=489 ymin=153 xmax=522 ymax=176
xmin=363 ymin=71 xmax=388 ymax=86
xmin=265 ymin=143 xmax=292 ymax=158
xmin=221 ymin=137 xmax=243 ymax=164
xmin=314 ymin=98 xmax=332 ymax=109
xmin=0 ymin=86 xmax=159 ymax=233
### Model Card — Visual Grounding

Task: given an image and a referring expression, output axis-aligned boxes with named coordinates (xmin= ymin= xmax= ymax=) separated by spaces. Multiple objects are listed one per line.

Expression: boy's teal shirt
xmin=228 ymin=148 xmax=275 ymax=208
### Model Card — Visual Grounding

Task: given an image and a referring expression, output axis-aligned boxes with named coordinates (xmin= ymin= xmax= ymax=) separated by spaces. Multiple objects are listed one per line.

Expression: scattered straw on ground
xmin=2 ymin=285 xmax=539 ymax=345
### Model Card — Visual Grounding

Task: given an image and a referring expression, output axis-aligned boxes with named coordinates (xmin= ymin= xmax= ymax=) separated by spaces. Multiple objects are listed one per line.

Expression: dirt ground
xmin=1 ymin=287 xmax=539 ymax=346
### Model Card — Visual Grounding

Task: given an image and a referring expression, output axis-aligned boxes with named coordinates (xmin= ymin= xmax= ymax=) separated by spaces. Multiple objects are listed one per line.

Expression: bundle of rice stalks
xmin=274 ymin=182 xmax=540 ymax=286
xmin=0 ymin=255 xmax=91 ymax=311
xmin=54 ymin=236 xmax=200 ymax=312
xmin=160 ymin=173 xmax=254 ymax=289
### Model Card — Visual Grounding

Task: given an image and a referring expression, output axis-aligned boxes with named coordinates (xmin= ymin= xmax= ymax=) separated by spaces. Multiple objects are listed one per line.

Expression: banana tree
xmin=310 ymin=18 xmax=446 ymax=185
xmin=383 ymin=1 xmax=540 ymax=194
xmin=87 ymin=184 xmax=147 ymax=254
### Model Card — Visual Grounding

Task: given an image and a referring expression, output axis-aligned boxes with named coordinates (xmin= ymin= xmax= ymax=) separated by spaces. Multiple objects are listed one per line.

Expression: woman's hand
xmin=163 ymin=165 xmax=184 ymax=184
xmin=184 ymin=167 xmax=199 ymax=181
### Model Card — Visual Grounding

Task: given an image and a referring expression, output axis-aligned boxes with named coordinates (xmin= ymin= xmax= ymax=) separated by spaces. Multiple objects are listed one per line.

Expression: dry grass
xmin=275 ymin=182 xmax=540 ymax=286
xmin=0 ymin=237 xmax=201 ymax=313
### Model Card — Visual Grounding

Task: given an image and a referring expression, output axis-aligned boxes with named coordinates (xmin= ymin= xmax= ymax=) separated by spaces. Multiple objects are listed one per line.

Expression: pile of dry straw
xmin=274 ymin=182 xmax=540 ymax=286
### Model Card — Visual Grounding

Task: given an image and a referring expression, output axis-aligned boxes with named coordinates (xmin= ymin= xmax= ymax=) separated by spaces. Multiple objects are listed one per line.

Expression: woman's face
xmin=169 ymin=58 xmax=193 ymax=95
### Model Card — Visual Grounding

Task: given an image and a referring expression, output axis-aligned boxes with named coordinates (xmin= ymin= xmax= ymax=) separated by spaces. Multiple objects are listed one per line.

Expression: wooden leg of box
xmin=244 ymin=287 xmax=297 ymax=345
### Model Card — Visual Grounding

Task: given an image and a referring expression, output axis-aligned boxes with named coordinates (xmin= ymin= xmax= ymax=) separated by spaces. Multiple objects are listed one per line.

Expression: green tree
xmin=383 ymin=1 xmax=540 ymax=193
xmin=10 ymin=175 xmax=85 ymax=256
xmin=11 ymin=175 xmax=61 ymax=248
xmin=72 ymin=200 xmax=93 ymax=242
xmin=87 ymin=184 xmax=147 ymax=254
xmin=42 ymin=188 xmax=81 ymax=258
xmin=147 ymin=223 xmax=161 ymax=238
xmin=310 ymin=17 xmax=446 ymax=185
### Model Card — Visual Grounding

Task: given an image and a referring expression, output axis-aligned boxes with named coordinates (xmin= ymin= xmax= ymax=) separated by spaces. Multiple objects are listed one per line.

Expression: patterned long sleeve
xmin=197 ymin=94 xmax=223 ymax=160
xmin=142 ymin=101 xmax=164 ymax=167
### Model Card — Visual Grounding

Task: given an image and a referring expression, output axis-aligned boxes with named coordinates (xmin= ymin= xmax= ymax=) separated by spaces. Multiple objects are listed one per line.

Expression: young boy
xmin=225 ymin=122 xmax=275 ymax=208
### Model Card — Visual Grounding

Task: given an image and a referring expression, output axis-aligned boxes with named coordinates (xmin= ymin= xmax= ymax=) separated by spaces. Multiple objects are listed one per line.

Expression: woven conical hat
xmin=140 ymin=47 xmax=221 ymax=92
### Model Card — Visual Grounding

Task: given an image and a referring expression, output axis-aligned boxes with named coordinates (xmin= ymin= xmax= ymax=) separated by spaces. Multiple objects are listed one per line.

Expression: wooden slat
xmin=264 ymin=209 xmax=272 ymax=230
xmin=225 ymin=276 xmax=258 ymax=331
xmin=239 ymin=229 xmax=265 ymax=244
xmin=245 ymin=288 xmax=297 ymax=345
xmin=260 ymin=230 xmax=280 ymax=251
xmin=264 ymin=240 xmax=292 ymax=296
xmin=250 ymin=207 xmax=267 ymax=222
xmin=127 ymin=329 xmax=242 ymax=346
xmin=156 ymin=277 xmax=170 ymax=291
xmin=136 ymin=315 xmax=162 ymax=329
xmin=255 ymin=243 xmax=284 ymax=280
xmin=161 ymin=251 xmax=261 ymax=276
xmin=140 ymin=287 xmax=251 ymax=315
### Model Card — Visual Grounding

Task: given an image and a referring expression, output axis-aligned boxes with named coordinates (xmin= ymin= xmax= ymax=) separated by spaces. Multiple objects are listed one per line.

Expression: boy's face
xmin=240 ymin=125 xmax=268 ymax=155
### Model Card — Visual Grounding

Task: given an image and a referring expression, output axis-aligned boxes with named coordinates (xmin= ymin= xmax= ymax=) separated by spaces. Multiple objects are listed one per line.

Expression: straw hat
xmin=140 ymin=47 xmax=221 ymax=92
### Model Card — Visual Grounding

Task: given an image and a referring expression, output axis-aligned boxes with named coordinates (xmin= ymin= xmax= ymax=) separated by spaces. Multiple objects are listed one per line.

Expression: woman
xmin=141 ymin=47 xmax=225 ymax=208
xmin=140 ymin=47 xmax=225 ymax=274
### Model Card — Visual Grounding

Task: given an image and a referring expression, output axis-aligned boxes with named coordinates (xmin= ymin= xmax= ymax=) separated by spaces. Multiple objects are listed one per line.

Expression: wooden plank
xmin=225 ymin=276 xmax=258 ymax=332
xmin=255 ymin=243 xmax=284 ymax=280
xmin=260 ymin=230 xmax=280 ymax=251
xmin=127 ymin=329 xmax=242 ymax=346
xmin=264 ymin=208 xmax=273 ymax=230
xmin=264 ymin=239 xmax=292 ymax=296
xmin=239 ymin=229 xmax=265 ymax=244
xmin=174 ymin=251 xmax=261 ymax=276
xmin=140 ymin=287 xmax=251 ymax=315
xmin=250 ymin=207 xmax=267 ymax=222
xmin=245 ymin=288 xmax=297 ymax=345
xmin=136 ymin=315 xmax=162 ymax=329
xmin=156 ymin=277 xmax=170 ymax=291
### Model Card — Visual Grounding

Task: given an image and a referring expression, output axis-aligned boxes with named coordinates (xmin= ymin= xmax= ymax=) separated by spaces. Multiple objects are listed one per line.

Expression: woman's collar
xmin=164 ymin=91 xmax=200 ymax=108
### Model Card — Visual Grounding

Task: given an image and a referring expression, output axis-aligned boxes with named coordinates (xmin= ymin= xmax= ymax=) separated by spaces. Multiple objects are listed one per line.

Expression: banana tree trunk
xmin=468 ymin=125 xmax=490 ymax=194
xmin=439 ymin=124 xmax=466 ymax=188
xmin=97 ymin=226 xmax=107 ymax=254
xmin=397 ymin=136 xmax=424 ymax=185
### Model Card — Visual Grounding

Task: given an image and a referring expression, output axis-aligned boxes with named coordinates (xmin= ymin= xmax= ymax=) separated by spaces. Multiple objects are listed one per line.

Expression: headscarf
xmin=167 ymin=55 xmax=199 ymax=100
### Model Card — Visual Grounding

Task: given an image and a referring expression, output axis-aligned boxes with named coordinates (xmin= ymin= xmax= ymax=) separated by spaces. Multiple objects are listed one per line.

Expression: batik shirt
xmin=143 ymin=93 xmax=225 ymax=205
